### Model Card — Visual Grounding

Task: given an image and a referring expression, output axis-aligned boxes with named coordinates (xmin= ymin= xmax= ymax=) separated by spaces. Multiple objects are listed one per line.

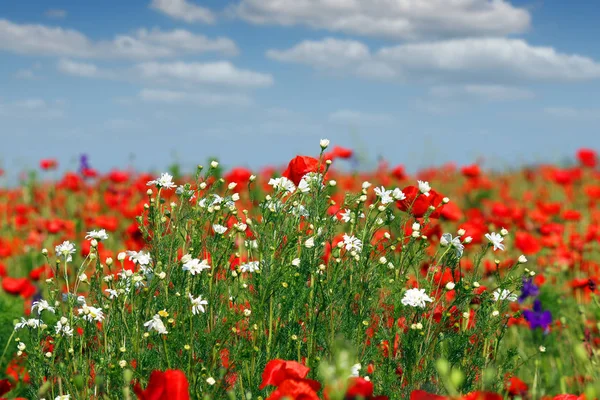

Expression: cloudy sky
xmin=1 ymin=0 xmax=599 ymax=176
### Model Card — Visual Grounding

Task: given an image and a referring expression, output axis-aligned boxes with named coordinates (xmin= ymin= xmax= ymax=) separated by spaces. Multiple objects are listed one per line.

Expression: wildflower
xmin=189 ymin=294 xmax=208 ymax=315
xmin=374 ymin=186 xmax=393 ymax=204
xmin=78 ymin=305 xmax=105 ymax=322
xmin=523 ymin=299 xmax=552 ymax=331
xmin=418 ymin=180 xmax=431 ymax=196
xmin=32 ymin=299 xmax=56 ymax=314
xmin=440 ymin=233 xmax=464 ymax=258
xmin=55 ymin=241 xmax=76 ymax=262
xmin=206 ymin=377 xmax=216 ymax=385
xmin=144 ymin=314 xmax=169 ymax=335
xmin=519 ymin=278 xmax=539 ymax=303
xmin=17 ymin=342 xmax=26 ymax=351
xmin=320 ymin=138 xmax=330 ymax=149
xmin=182 ymin=258 xmax=211 ymax=275
xmin=485 ymin=232 xmax=505 ymax=251
xmin=85 ymin=229 xmax=109 ymax=241
xmin=518 ymin=255 xmax=528 ymax=264
xmin=55 ymin=395 xmax=71 ymax=400
xmin=304 ymin=237 xmax=315 ymax=248
xmin=127 ymin=250 xmax=152 ymax=266
xmin=147 ymin=172 xmax=176 ymax=189
xmin=342 ymin=234 xmax=363 ymax=252
xmin=133 ymin=370 xmax=188 ymax=399
xmin=55 ymin=319 xmax=74 ymax=337
xmin=119 ymin=360 xmax=127 ymax=368
xmin=105 ymin=289 xmax=119 ymax=299
xmin=492 ymin=289 xmax=518 ymax=302
xmin=212 ymin=224 xmax=227 ymax=234
xmin=15 ymin=318 xmax=42 ymax=330
xmin=240 ymin=261 xmax=260 ymax=273
xmin=401 ymin=288 xmax=433 ymax=308
xmin=268 ymin=177 xmax=296 ymax=194
xmin=392 ymin=188 xmax=406 ymax=201
xmin=340 ymin=209 xmax=352 ymax=223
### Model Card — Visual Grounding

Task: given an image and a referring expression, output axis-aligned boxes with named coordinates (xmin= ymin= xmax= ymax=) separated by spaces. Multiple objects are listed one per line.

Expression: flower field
xmin=0 ymin=142 xmax=599 ymax=400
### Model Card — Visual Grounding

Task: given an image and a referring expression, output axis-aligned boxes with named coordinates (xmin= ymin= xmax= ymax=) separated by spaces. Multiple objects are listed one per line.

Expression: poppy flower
xmin=344 ymin=377 xmax=388 ymax=400
xmin=260 ymin=359 xmax=311 ymax=389
xmin=267 ymin=378 xmax=321 ymax=400
xmin=506 ymin=376 xmax=528 ymax=397
xmin=282 ymin=156 xmax=326 ymax=186
xmin=40 ymin=158 xmax=58 ymax=170
xmin=577 ymin=148 xmax=597 ymax=168
xmin=134 ymin=369 xmax=190 ymax=400
xmin=410 ymin=390 xmax=446 ymax=400
xmin=0 ymin=379 xmax=12 ymax=397
xmin=397 ymin=186 xmax=445 ymax=219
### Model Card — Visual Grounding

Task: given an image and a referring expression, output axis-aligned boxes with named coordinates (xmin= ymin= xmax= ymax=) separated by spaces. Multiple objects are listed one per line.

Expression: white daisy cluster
xmin=85 ymin=229 xmax=109 ymax=241
xmin=374 ymin=186 xmax=406 ymax=204
xmin=147 ymin=172 xmax=176 ymax=189
xmin=268 ymin=177 xmax=296 ymax=194
xmin=401 ymin=288 xmax=434 ymax=308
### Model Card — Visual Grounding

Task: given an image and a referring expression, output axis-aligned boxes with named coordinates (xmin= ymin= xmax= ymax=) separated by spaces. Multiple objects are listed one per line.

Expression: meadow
xmin=0 ymin=141 xmax=599 ymax=400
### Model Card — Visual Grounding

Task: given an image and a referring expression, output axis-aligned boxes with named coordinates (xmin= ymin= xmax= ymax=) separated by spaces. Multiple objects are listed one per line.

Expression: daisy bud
xmin=119 ymin=360 xmax=127 ymax=368
xmin=243 ymin=309 xmax=252 ymax=317
xmin=199 ymin=182 xmax=207 ymax=190
xmin=320 ymin=138 xmax=330 ymax=149
xmin=106 ymin=257 xmax=113 ymax=266
xmin=45 ymin=352 xmax=52 ymax=358
xmin=379 ymin=256 xmax=387 ymax=264
xmin=117 ymin=252 xmax=126 ymax=261
xmin=428 ymin=205 xmax=436 ymax=211
xmin=42 ymin=248 xmax=48 ymax=255
xmin=359 ymin=195 xmax=367 ymax=202
xmin=249 ymin=175 xmax=256 ymax=182
xmin=442 ymin=197 xmax=450 ymax=204
xmin=232 ymin=193 xmax=240 ymax=201
xmin=326 ymin=159 xmax=332 ymax=165
xmin=89 ymin=253 xmax=97 ymax=260
xmin=79 ymin=273 xmax=88 ymax=282
xmin=500 ymin=228 xmax=509 ymax=236
xmin=362 ymin=181 xmax=371 ymax=189
xmin=473 ymin=282 xmax=480 ymax=288
xmin=491 ymin=310 xmax=499 ymax=317
xmin=329 ymin=180 xmax=337 ymax=187
xmin=412 ymin=222 xmax=420 ymax=232
xmin=206 ymin=377 xmax=216 ymax=386
xmin=228 ymin=182 xmax=237 ymax=190
xmin=304 ymin=237 xmax=315 ymax=248
xmin=292 ymin=258 xmax=300 ymax=267
xmin=529 ymin=271 xmax=536 ymax=276
xmin=539 ymin=346 xmax=546 ymax=353
xmin=146 ymin=189 xmax=153 ymax=196
xmin=445 ymin=282 xmax=455 ymax=290
xmin=157 ymin=272 xmax=166 ymax=280
xmin=518 ymin=255 xmax=528 ymax=264
xmin=411 ymin=231 xmax=420 ymax=238
xmin=90 ymin=239 xmax=98 ymax=248
xmin=457 ymin=229 xmax=466 ymax=236
xmin=384 ymin=232 xmax=391 ymax=239
xmin=210 ymin=160 xmax=219 ymax=168
xmin=464 ymin=237 xmax=472 ymax=244
xmin=378 ymin=205 xmax=386 ymax=212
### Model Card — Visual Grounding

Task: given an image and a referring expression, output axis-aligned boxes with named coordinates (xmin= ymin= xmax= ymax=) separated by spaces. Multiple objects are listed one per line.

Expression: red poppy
xmin=0 ymin=379 xmax=12 ymax=397
xmin=134 ymin=370 xmax=190 ymax=400
xmin=324 ymin=145 xmax=354 ymax=161
xmin=397 ymin=186 xmax=445 ymax=219
xmin=410 ymin=390 xmax=446 ymax=400
xmin=577 ymin=148 xmax=597 ymax=168
xmin=461 ymin=164 xmax=481 ymax=179
xmin=282 ymin=156 xmax=326 ymax=186
xmin=344 ymin=377 xmax=388 ymax=400
xmin=506 ymin=376 xmax=528 ymax=397
xmin=515 ymin=232 xmax=541 ymax=255
xmin=40 ymin=158 xmax=58 ymax=170
xmin=260 ymin=359 xmax=311 ymax=389
xmin=1 ymin=277 xmax=37 ymax=298
xmin=267 ymin=378 xmax=321 ymax=400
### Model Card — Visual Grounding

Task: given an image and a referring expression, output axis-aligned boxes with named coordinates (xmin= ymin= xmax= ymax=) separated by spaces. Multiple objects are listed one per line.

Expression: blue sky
xmin=1 ymin=0 xmax=599 ymax=178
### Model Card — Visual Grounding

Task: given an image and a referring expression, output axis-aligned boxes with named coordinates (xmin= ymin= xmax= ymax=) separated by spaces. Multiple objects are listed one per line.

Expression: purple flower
xmin=519 ymin=277 xmax=539 ymax=303
xmin=523 ymin=299 xmax=552 ymax=332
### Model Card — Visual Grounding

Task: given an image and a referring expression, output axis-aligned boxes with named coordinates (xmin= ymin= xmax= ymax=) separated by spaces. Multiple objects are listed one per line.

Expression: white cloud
xmin=45 ymin=9 xmax=67 ymax=19
xmin=0 ymin=98 xmax=65 ymax=119
xmin=151 ymin=0 xmax=215 ymax=24
xmin=139 ymin=89 xmax=253 ymax=106
xmin=544 ymin=107 xmax=600 ymax=120
xmin=267 ymin=37 xmax=600 ymax=83
xmin=136 ymin=61 xmax=274 ymax=87
xmin=0 ymin=19 xmax=236 ymax=59
xmin=329 ymin=110 xmax=394 ymax=125
xmin=57 ymin=59 xmax=102 ymax=78
xmin=234 ymin=0 xmax=530 ymax=40
xmin=429 ymin=84 xmax=535 ymax=101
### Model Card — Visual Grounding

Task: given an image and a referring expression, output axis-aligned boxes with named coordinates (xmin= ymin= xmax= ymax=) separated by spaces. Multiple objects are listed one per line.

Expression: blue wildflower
xmin=523 ymin=299 xmax=552 ymax=332
xmin=518 ymin=277 xmax=539 ymax=303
